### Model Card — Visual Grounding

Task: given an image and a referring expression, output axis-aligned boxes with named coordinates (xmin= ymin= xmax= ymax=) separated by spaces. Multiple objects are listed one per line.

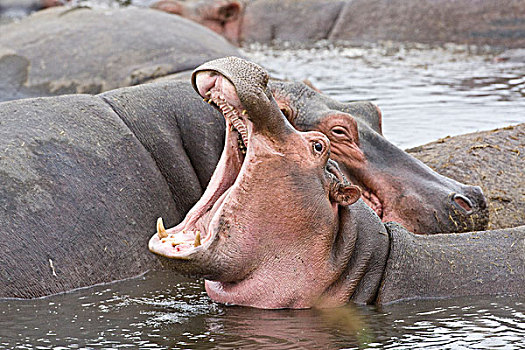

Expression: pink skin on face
xmin=149 ymin=60 xmax=362 ymax=308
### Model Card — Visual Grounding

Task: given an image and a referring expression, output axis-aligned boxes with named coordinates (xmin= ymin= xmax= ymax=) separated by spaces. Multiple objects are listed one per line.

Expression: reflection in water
xmin=245 ymin=43 xmax=525 ymax=148
xmin=1 ymin=271 xmax=523 ymax=349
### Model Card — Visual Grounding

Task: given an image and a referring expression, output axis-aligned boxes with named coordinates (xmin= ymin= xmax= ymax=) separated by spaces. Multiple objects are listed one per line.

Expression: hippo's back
xmin=0 ymin=6 xmax=241 ymax=102
xmin=0 ymin=95 xmax=179 ymax=298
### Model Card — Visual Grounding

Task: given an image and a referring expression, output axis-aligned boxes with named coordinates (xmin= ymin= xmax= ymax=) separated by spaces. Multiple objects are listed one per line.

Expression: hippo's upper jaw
xmin=148 ymin=60 xmax=260 ymax=270
xmin=149 ymin=57 xmax=369 ymax=309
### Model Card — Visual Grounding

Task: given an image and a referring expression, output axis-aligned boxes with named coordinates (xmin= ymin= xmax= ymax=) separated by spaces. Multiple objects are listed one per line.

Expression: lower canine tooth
xmin=157 ymin=217 xmax=168 ymax=239
xmin=194 ymin=232 xmax=201 ymax=247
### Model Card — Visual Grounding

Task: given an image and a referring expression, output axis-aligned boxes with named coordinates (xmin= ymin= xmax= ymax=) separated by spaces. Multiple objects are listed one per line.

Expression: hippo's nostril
xmin=452 ymin=194 xmax=473 ymax=214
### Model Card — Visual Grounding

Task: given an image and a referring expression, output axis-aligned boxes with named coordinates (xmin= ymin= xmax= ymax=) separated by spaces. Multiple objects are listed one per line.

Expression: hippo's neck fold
xmin=323 ymin=202 xmax=390 ymax=306
xmin=377 ymin=223 xmax=525 ymax=304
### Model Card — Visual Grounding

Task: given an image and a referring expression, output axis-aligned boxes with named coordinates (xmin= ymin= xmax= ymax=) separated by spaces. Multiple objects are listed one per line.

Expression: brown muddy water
xmin=1 ymin=8 xmax=525 ymax=349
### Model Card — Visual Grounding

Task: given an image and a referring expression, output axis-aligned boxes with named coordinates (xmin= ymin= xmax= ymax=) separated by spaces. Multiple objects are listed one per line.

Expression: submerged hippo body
xmin=0 ymin=81 xmax=225 ymax=298
xmin=153 ymin=0 xmax=525 ymax=48
xmin=149 ymin=57 xmax=524 ymax=309
xmin=408 ymin=124 xmax=525 ymax=230
xmin=0 ymin=6 xmax=241 ymax=102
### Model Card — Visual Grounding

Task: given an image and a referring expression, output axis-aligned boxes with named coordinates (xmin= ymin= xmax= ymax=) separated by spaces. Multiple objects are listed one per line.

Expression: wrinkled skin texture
xmin=378 ymin=223 xmax=525 ymax=304
xmin=149 ymin=57 xmax=524 ymax=309
xmin=271 ymin=81 xmax=488 ymax=234
xmin=153 ymin=0 xmax=525 ymax=48
xmin=408 ymin=124 xmax=525 ymax=230
xmin=0 ymin=81 xmax=225 ymax=299
xmin=0 ymin=6 xmax=241 ymax=102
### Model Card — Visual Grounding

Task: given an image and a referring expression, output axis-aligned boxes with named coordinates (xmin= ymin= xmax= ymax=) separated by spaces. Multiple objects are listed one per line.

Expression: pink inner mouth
xmin=149 ymin=72 xmax=250 ymax=258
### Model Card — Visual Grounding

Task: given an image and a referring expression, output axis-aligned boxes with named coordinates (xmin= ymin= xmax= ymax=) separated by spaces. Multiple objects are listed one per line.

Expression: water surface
xmin=1 ymin=271 xmax=523 ymax=349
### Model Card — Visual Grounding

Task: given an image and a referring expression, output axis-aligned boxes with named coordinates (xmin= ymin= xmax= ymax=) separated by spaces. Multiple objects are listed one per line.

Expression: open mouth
xmin=149 ymin=72 xmax=250 ymax=259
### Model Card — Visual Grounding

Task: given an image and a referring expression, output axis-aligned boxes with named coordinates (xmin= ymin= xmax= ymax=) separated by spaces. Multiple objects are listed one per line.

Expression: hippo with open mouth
xmin=149 ymin=57 xmax=524 ymax=308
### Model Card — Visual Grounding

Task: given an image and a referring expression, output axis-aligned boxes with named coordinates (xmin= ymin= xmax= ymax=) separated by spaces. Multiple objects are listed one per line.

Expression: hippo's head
xmin=151 ymin=0 xmax=243 ymax=44
xmin=271 ymin=81 xmax=488 ymax=234
xmin=149 ymin=57 xmax=368 ymax=308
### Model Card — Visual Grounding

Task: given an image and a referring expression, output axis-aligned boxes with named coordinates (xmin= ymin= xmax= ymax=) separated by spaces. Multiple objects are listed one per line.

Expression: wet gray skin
xmin=151 ymin=0 xmax=525 ymax=48
xmin=0 ymin=6 xmax=242 ymax=102
xmin=149 ymin=57 xmax=524 ymax=308
xmin=270 ymin=80 xmax=489 ymax=234
xmin=0 ymin=80 xmax=225 ymax=299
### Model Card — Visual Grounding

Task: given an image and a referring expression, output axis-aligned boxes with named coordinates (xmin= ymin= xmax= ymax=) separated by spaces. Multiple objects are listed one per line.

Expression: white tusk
xmin=157 ymin=217 xmax=168 ymax=239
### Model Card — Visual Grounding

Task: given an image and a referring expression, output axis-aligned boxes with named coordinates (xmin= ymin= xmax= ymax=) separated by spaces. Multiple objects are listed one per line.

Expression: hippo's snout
xmin=448 ymin=185 xmax=488 ymax=231
xmin=457 ymin=185 xmax=487 ymax=214
xmin=452 ymin=193 xmax=474 ymax=214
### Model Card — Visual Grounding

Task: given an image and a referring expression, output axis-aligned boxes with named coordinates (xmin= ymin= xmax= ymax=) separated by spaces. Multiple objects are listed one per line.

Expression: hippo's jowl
xmin=149 ymin=57 xmax=524 ymax=309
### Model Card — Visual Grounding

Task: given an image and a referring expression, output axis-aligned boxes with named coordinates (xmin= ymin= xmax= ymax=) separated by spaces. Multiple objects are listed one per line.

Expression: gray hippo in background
xmin=149 ymin=57 xmax=524 ymax=308
xmin=0 ymin=0 xmax=60 ymax=18
xmin=408 ymin=124 xmax=525 ymax=230
xmin=152 ymin=0 xmax=525 ymax=48
xmin=1 ymin=76 xmax=489 ymax=298
xmin=0 ymin=6 xmax=242 ymax=102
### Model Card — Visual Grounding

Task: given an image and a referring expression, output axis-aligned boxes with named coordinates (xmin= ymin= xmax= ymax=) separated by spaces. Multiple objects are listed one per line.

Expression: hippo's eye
xmin=313 ymin=142 xmax=324 ymax=153
xmin=331 ymin=126 xmax=347 ymax=137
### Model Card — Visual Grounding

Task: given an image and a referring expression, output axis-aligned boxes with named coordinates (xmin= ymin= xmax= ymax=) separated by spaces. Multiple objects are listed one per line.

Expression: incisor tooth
xmin=157 ymin=217 xmax=168 ymax=239
xmin=194 ymin=231 xmax=201 ymax=247
xmin=205 ymin=91 xmax=212 ymax=96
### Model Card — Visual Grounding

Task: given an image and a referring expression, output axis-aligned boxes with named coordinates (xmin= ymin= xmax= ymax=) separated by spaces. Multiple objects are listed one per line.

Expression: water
xmin=245 ymin=42 xmax=525 ymax=148
xmin=1 ymin=271 xmax=523 ymax=349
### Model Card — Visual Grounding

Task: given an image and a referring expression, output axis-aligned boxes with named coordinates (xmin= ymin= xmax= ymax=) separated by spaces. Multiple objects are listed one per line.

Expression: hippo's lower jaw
xmin=341 ymin=165 xmax=487 ymax=234
xmin=148 ymin=71 xmax=251 ymax=268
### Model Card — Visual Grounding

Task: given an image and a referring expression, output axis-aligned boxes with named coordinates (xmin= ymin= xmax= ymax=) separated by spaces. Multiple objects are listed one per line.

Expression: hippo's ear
xmin=343 ymin=102 xmax=383 ymax=135
xmin=332 ymin=184 xmax=361 ymax=207
xmin=214 ymin=1 xmax=242 ymax=22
